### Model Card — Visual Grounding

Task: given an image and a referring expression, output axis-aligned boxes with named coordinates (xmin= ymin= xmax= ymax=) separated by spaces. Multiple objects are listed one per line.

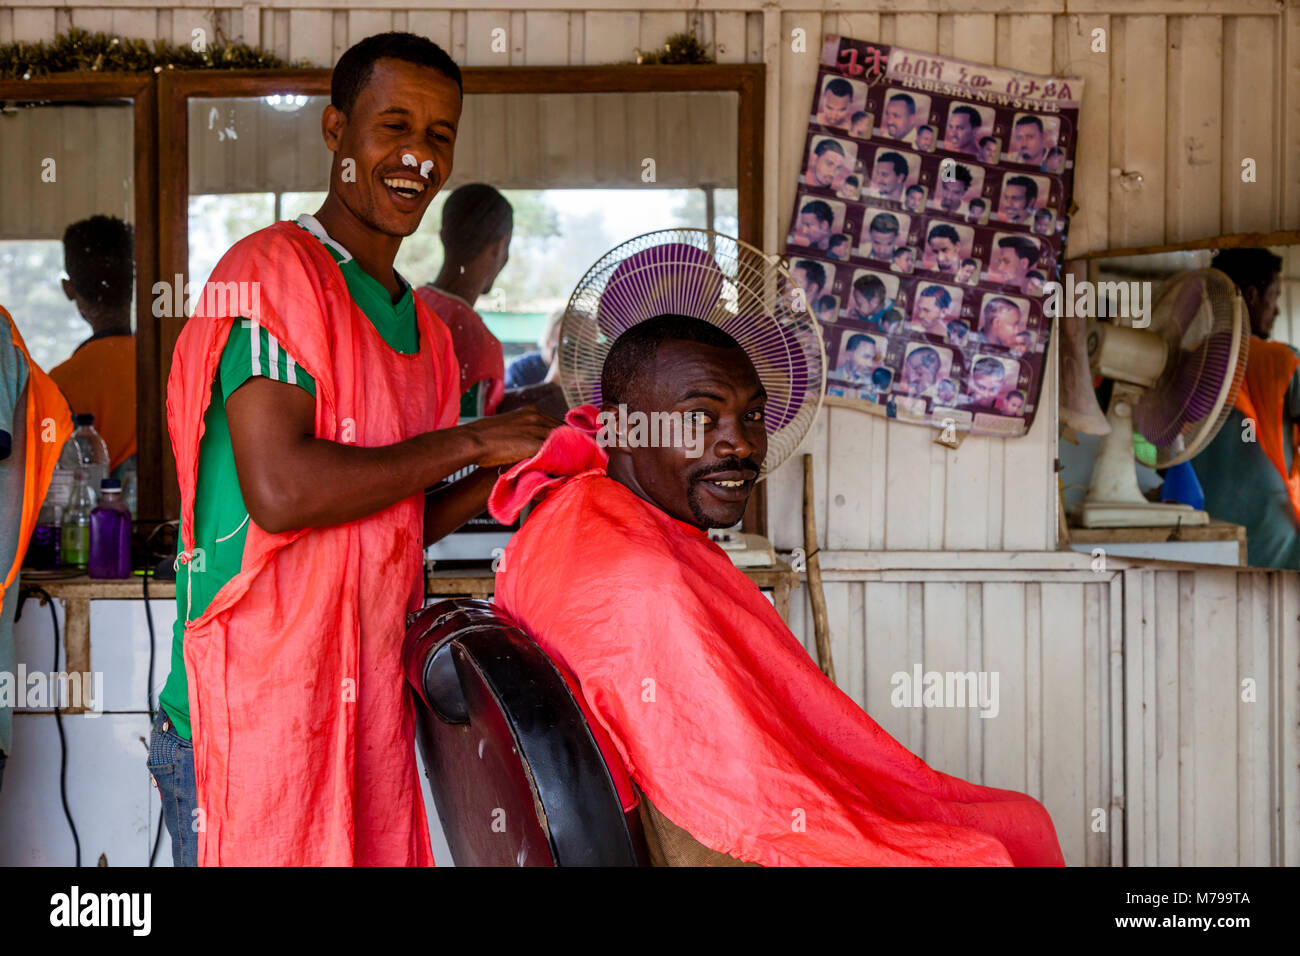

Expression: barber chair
xmin=403 ymin=598 xmax=650 ymax=866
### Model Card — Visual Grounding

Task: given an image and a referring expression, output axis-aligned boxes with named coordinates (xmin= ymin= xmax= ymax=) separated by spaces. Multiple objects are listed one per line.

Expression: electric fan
xmin=1077 ymin=268 xmax=1249 ymax=528
xmin=556 ymin=228 xmax=826 ymax=477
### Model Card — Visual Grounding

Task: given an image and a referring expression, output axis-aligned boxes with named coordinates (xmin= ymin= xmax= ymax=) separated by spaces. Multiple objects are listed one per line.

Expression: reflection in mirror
xmin=186 ymin=91 xmax=739 ymax=367
xmin=0 ymin=99 xmax=139 ymax=494
xmin=1061 ymin=243 xmax=1300 ymax=569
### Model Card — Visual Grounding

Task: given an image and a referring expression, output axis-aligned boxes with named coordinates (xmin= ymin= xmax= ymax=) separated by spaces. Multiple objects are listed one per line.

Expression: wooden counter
xmin=17 ymin=562 xmax=799 ymax=713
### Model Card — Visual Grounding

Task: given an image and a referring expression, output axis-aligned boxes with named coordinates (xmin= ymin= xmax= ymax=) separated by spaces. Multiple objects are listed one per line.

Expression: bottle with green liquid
xmin=60 ymin=469 xmax=96 ymax=572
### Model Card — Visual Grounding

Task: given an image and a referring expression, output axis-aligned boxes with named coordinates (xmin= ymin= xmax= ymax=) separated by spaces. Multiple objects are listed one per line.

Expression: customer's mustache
xmin=691 ymin=458 xmax=762 ymax=482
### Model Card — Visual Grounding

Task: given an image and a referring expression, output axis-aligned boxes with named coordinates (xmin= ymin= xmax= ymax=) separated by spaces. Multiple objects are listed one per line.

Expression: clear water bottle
xmin=70 ymin=413 xmax=111 ymax=494
xmin=28 ymin=420 xmax=80 ymax=570
xmin=88 ymin=478 xmax=132 ymax=579
xmin=60 ymin=469 xmax=96 ymax=572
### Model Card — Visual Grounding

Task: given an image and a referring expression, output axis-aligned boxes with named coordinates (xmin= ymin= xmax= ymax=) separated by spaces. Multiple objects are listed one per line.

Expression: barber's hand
xmin=465 ymin=407 xmax=561 ymax=468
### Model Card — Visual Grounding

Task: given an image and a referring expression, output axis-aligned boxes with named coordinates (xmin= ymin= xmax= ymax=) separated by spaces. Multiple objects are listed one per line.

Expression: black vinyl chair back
xmin=404 ymin=598 xmax=649 ymax=866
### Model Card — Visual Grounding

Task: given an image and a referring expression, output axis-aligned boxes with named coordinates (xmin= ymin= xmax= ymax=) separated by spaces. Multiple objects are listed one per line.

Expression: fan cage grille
xmin=557 ymin=228 xmax=826 ymax=476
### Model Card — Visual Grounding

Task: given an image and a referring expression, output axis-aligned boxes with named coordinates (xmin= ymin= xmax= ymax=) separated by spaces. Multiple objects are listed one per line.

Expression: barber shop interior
xmin=0 ymin=0 xmax=1295 ymax=906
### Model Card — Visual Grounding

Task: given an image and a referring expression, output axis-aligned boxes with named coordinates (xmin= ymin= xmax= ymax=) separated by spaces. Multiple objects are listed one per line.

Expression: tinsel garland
xmin=0 ymin=28 xmax=293 ymax=80
xmin=634 ymin=31 xmax=715 ymax=65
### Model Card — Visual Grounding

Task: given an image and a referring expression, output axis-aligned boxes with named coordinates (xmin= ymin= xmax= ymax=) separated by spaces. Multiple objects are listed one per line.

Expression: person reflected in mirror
xmin=48 ymin=215 xmax=136 ymax=477
xmin=506 ymin=308 xmax=564 ymax=390
xmin=1191 ymin=248 xmax=1300 ymax=569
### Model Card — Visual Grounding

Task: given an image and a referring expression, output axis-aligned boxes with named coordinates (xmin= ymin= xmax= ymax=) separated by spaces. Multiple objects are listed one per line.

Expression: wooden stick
xmin=802 ymin=454 xmax=836 ymax=683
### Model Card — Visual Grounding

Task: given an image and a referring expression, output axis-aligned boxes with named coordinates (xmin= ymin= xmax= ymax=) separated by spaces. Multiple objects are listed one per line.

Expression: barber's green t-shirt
xmin=159 ymin=217 xmax=418 ymax=740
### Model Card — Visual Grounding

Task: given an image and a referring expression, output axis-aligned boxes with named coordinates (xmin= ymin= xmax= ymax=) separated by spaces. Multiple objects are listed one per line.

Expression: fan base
xmin=1077 ymin=500 xmax=1210 ymax=529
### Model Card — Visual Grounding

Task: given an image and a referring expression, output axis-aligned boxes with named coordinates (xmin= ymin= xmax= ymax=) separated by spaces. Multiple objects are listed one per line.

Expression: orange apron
xmin=1233 ymin=337 xmax=1300 ymax=523
xmin=1 ymin=307 xmax=73 ymax=601
xmin=167 ymin=223 xmax=460 ymax=865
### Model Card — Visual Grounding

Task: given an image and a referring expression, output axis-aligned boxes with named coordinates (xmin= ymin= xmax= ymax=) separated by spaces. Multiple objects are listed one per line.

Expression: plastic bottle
xmin=60 ymin=469 xmax=96 ymax=572
xmin=70 ymin=413 xmax=111 ymax=494
xmin=27 ymin=491 xmax=62 ymax=570
xmin=42 ymin=436 xmax=82 ymax=557
xmin=88 ymin=478 xmax=132 ymax=579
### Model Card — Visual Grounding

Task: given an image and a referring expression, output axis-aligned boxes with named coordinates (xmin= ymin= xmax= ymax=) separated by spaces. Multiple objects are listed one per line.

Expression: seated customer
xmin=489 ymin=315 xmax=1064 ymax=867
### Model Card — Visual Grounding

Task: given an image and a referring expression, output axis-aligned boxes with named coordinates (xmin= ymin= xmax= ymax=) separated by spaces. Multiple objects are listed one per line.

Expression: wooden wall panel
xmin=1109 ymin=16 xmax=1168 ymax=249
xmin=1221 ymin=15 xmax=1279 ymax=236
xmin=1165 ymin=17 xmax=1223 ymax=244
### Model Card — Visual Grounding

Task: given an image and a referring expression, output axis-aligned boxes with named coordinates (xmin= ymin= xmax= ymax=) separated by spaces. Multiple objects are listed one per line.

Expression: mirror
xmin=0 ymin=97 xmax=140 ymax=501
xmin=185 ymin=90 xmax=740 ymax=370
xmin=1060 ymin=242 xmax=1300 ymax=569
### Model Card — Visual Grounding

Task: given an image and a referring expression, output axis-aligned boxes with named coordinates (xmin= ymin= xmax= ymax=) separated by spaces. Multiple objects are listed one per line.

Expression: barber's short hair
xmin=953 ymin=105 xmax=982 ymax=128
xmin=602 ymin=314 xmax=743 ymax=407
xmin=332 ymin=32 xmax=462 ymax=115
xmin=1014 ymin=114 xmax=1045 ymax=133
xmin=969 ymin=197 xmax=988 ymax=210
xmin=63 ymin=215 xmax=134 ymax=308
xmin=972 ymin=356 xmax=1006 ymax=379
xmin=846 ymin=333 xmax=875 ymax=352
xmin=1210 ymin=248 xmax=1284 ymax=298
xmin=441 ymin=183 xmax=513 ymax=260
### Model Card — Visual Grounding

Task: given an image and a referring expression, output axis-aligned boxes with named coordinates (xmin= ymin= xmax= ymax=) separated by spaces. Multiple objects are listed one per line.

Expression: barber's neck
xmin=312 ymin=194 xmax=403 ymax=300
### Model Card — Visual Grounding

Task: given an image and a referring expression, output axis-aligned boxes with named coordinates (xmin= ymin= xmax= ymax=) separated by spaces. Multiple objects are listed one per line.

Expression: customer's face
xmin=605 ymin=340 xmax=768 ymax=530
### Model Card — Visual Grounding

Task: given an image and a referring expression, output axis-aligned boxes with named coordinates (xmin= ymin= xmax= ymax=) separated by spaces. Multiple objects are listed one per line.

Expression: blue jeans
xmin=147 ymin=707 xmax=199 ymax=867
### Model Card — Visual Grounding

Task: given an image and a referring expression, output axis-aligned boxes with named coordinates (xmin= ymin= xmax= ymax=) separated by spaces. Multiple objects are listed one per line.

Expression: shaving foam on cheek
xmin=401 ymin=153 xmax=418 ymax=168
xmin=419 ymin=159 xmax=434 ymax=180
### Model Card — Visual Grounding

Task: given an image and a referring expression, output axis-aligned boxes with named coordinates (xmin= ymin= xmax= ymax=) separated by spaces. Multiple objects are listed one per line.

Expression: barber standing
xmin=156 ymin=32 xmax=557 ymax=866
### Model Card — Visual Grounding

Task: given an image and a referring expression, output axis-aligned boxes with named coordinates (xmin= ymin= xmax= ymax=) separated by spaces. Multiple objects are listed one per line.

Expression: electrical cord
xmin=20 ymin=585 xmax=81 ymax=867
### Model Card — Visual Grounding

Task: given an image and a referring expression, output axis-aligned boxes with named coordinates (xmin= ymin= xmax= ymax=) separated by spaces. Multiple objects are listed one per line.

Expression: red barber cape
xmin=490 ymin=406 xmax=1065 ymax=866
xmin=167 ymin=222 xmax=460 ymax=865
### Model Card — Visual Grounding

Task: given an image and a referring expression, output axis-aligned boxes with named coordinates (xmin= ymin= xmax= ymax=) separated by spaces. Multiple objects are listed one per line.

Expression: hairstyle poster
xmin=789 ymin=35 xmax=1083 ymax=438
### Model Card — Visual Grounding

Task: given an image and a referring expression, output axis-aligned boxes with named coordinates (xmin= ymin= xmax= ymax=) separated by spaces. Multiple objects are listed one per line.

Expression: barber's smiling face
xmin=606 ymin=340 xmax=768 ymax=530
xmin=322 ymin=57 xmax=462 ymax=237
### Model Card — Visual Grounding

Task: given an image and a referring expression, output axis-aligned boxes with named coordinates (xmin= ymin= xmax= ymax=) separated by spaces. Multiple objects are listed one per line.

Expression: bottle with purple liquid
xmin=88 ymin=478 xmax=132 ymax=579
